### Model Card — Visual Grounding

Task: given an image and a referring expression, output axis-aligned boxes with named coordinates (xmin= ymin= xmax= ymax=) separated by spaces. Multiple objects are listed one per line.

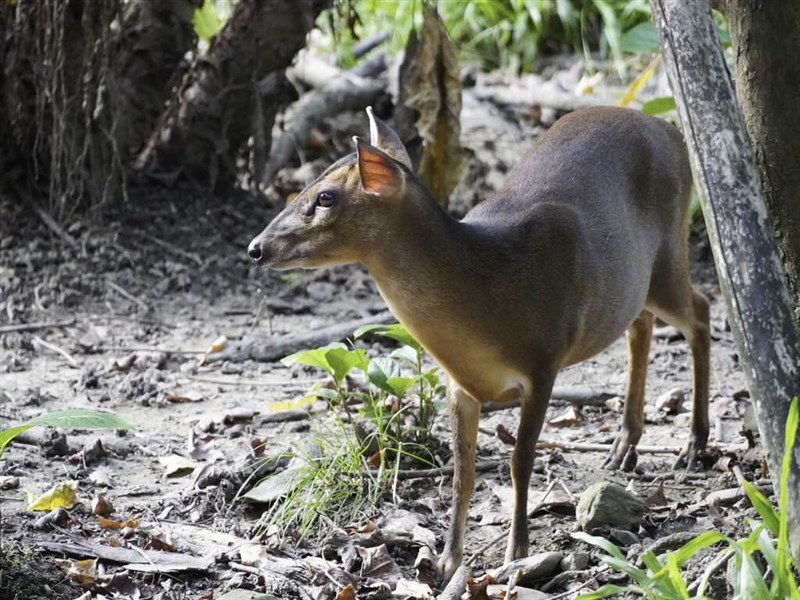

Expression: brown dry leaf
xmin=98 ymin=514 xmax=139 ymax=530
xmin=250 ymin=437 xmax=267 ymax=458
xmin=345 ymin=520 xmax=377 ymax=535
xmin=59 ymin=557 xmax=99 ymax=585
xmin=403 ymin=3 xmax=465 ymax=207
xmin=92 ymin=494 xmax=114 ymax=516
xmin=356 ymin=544 xmax=400 ymax=579
xmin=548 ymin=406 xmax=585 ymax=428
xmin=165 ymin=393 xmax=201 ymax=404
xmin=644 ymin=482 xmax=668 ymax=508
xmin=147 ymin=530 xmax=174 ymax=552
xmin=495 ymin=423 xmax=516 ymax=446
xmin=336 ymin=584 xmax=357 ymax=600
xmin=467 ymin=573 xmax=497 ymax=600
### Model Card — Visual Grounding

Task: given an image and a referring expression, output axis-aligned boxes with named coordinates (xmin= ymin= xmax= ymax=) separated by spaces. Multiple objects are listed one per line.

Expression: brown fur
xmin=248 ymin=106 xmax=710 ymax=581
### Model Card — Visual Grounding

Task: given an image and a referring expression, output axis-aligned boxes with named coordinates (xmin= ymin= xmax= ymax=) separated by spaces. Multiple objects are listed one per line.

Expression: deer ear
xmin=366 ymin=106 xmax=412 ymax=169
xmin=355 ymin=137 xmax=405 ymax=197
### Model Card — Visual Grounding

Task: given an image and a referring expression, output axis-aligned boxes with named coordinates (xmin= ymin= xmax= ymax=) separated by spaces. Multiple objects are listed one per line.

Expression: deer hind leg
xmin=439 ymin=385 xmax=480 ymax=581
xmin=603 ymin=310 xmax=654 ymax=471
xmin=648 ymin=269 xmax=711 ymax=470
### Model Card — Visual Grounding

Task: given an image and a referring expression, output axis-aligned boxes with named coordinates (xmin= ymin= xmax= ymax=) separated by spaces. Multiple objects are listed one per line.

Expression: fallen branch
xmin=395 ymin=459 xmax=505 ymax=481
xmin=470 ymin=76 xmax=614 ymax=112
xmin=32 ymin=335 xmax=78 ymax=367
xmin=0 ymin=320 xmax=76 ymax=335
xmin=261 ymin=71 xmax=386 ymax=184
xmin=34 ymin=206 xmax=80 ymax=251
xmin=482 ymin=385 xmax=617 ymax=412
xmin=204 ymin=310 xmax=395 ymax=364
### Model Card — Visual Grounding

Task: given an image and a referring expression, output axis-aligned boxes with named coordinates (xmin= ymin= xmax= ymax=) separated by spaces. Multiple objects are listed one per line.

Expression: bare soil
xmin=0 ymin=108 xmax=762 ymax=600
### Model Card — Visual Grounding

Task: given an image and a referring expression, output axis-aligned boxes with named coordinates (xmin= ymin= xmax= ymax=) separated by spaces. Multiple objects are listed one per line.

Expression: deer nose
xmin=248 ymin=238 xmax=264 ymax=262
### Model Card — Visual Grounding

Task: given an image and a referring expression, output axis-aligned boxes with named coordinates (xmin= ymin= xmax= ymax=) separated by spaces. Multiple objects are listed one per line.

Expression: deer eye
xmin=316 ymin=191 xmax=336 ymax=208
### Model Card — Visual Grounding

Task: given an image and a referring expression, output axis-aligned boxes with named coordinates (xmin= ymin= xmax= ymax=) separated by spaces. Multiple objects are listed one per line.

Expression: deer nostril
xmin=248 ymin=240 xmax=263 ymax=261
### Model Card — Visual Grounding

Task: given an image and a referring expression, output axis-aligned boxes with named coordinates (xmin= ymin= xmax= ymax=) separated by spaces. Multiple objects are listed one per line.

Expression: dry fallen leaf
xmin=26 ymin=480 xmax=78 ymax=511
xmin=547 ymin=406 xmax=585 ymax=428
xmin=92 ymin=494 xmax=114 ymax=516
xmin=58 ymin=557 xmax=99 ymax=585
xmin=403 ymin=3 xmax=465 ymax=207
xmin=98 ymin=514 xmax=139 ymax=530
xmin=495 ymin=423 xmax=516 ymax=446
xmin=336 ymin=584 xmax=357 ymax=600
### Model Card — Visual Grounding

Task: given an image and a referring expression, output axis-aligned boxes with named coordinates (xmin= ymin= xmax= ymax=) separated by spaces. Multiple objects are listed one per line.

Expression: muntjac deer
xmin=248 ymin=106 xmax=710 ymax=580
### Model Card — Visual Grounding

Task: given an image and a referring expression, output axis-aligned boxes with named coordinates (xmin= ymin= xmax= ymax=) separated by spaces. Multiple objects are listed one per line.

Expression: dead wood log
xmin=204 ymin=310 xmax=394 ymax=364
xmin=471 ymin=76 xmax=614 ymax=112
xmin=482 ymin=385 xmax=617 ymax=411
xmin=260 ymin=71 xmax=387 ymax=185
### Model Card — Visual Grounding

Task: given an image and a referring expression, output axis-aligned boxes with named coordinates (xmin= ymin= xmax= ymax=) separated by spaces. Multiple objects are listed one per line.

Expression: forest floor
xmin=0 ymin=101 xmax=766 ymax=600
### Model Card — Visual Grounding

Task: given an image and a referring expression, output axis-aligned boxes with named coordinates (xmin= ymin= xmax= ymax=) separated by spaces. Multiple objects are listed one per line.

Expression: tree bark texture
xmin=650 ymin=0 xmax=800 ymax=557
xmin=0 ymin=0 xmax=123 ymax=218
xmin=723 ymin=0 xmax=800 ymax=323
xmin=114 ymin=0 xmax=201 ymax=160
xmin=136 ymin=0 xmax=330 ymax=190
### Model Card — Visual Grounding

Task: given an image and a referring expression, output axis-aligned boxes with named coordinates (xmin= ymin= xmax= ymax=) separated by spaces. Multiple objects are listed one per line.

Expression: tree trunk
xmin=136 ymin=0 xmax=330 ymax=190
xmin=721 ymin=0 xmax=800 ymax=323
xmin=650 ymin=0 xmax=800 ymax=557
xmin=0 ymin=0 xmax=122 ymax=219
xmin=114 ymin=0 xmax=201 ymax=160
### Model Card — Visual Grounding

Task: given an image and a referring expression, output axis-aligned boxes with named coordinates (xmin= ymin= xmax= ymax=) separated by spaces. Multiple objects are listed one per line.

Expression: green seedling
xmin=574 ymin=396 xmax=799 ymax=600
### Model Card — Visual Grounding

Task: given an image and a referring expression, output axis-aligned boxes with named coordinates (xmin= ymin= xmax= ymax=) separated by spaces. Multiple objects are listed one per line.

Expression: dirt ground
xmin=0 ymin=104 xmax=763 ymax=600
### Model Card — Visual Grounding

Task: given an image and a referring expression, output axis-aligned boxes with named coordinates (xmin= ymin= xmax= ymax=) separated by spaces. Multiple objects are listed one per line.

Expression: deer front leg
xmin=439 ymin=385 xmax=480 ymax=581
xmin=505 ymin=369 xmax=555 ymax=563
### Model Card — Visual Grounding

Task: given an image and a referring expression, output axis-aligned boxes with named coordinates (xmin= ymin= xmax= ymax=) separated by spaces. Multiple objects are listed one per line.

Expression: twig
xmin=204 ymin=310 xmax=395 ymax=364
xmin=32 ymin=335 xmax=78 ymax=367
xmin=138 ymin=232 xmax=204 ymax=267
xmin=535 ymin=440 xmax=682 ymax=455
xmin=183 ymin=375 xmax=309 ymax=388
xmin=465 ymin=480 xmax=560 ymax=567
xmin=34 ymin=206 xmax=79 ymax=250
xmin=394 ymin=459 xmax=505 ymax=481
xmin=482 ymin=385 xmax=617 ymax=411
xmin=106 ymin=279 xmax=148 ymax=310
xmin=97 ymin=346 xmax=205 ymax=355
xmin=0 ymin=320 xmax=76 ymax=335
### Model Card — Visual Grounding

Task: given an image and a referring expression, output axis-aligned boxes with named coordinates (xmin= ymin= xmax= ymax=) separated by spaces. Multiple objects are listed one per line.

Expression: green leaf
xmin=354 ymin=323 xmax=422 ymax=353
xmin=672 ymin=530 xmax=727 ymax=565
xmin=742 ymin=480 xmax=780 ymax=536
xmin=192 ymin=0 xmax=224 ymax=42
xmin=664 ymin=552 xmax=690 ymax=597
xmin=387 ymin=376 xmax=417 ymax=398
xmin=282 ymin=343 xmax=348 ymax=372
xmin=0 ymin=409 xmax=133 ymax=459
xmin=620 ymin=21 xmax=659 ymax=53
xmin=325 ymin=347 xmax=369 ymax=385
xmin=282 ymin=343 xmax=367 ymax=386
xmin=574 ymin=584 xmax=631 ymax=600
xmin=572 ymin=532 xmax=626 ymax=561
xmin=642 ymin=96 xmax=676 ymax=116
xmin=367 ymin=357 xmax=402 ymax=394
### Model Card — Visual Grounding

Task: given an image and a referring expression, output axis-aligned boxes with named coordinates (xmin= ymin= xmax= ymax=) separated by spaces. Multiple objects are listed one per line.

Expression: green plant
xmin=253 ymin=323 xmax=444 ymax=538
xmin=574 ymin=397 xmax=800 ymax=600
xmin=320 ymin=0 xmax=653 ymax=75
xmin=0 ymin=408 xmax=134 ymax=460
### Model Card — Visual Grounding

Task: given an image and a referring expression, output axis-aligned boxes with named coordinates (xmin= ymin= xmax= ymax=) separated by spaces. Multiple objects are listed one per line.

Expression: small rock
xmin=560 ymin=551 xmax=589 ymax=572
xmin=576 ymin=481 xmax=644 ymax=531
xmin=610 ymin=528 xmax=640 ymax=547
xmin=656 ymin=388 xmax=685 ymax=415
xmin=490 ymin=551 xmax=563 ymax=585
xmin=221 ymin=361 xmax=243 ymax=375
